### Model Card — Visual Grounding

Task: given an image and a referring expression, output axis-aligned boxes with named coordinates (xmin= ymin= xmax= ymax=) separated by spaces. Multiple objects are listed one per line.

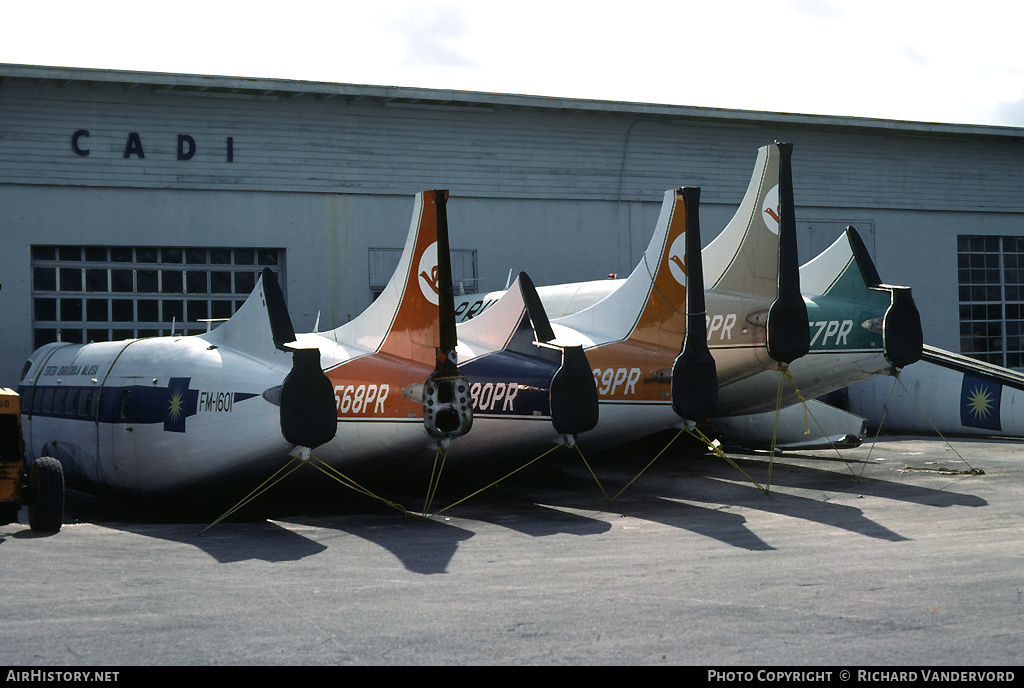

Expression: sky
xmin=4 ymin=0 xmax=1024 ymax=128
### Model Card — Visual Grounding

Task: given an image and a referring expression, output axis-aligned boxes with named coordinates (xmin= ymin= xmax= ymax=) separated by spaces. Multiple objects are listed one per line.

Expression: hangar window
xmin=30 ymin=246 xmax=285 ymax=348
xmin=957 ymin=236 xmax=1024 ymax=368
xmin=368 ymin=248 xmax=478 ymax=299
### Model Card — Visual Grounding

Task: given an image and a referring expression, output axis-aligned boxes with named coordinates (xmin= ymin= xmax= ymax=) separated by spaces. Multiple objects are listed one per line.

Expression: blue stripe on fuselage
xmin=460 ymin=351 xmax=558 ymax=417
xmin=19 ymin=378 xmax=258 ymax=433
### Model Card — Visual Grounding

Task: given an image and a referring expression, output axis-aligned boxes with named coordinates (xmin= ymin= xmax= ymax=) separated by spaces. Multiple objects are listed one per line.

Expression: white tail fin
xmin=457 ymin=272 xmax=546 ymax=360
xmin=703 ymin=143 xmax=784 ymax=297
xmin=201 ymin=268 xmax=296 ymax=359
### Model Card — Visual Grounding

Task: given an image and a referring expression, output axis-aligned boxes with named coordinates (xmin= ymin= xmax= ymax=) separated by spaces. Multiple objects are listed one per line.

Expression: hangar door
xmin=30 ymin=245 xmax=285 ymax=347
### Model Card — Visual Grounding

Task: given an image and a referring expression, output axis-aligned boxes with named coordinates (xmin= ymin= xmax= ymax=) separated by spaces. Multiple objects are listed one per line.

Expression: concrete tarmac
xmin=1 ymin=434 xmax=1022 ymax=666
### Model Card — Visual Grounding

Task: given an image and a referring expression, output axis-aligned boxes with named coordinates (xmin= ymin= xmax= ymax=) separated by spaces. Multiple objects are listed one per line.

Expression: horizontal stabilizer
xmin=522 ymin=271 xmax=600 ymax=436
xmin=550 ymin=345 xmax=600 ymax=436
xmin=850 ymin=226 xmax=922 ymax=368
xmin=883 ymin=288 xmax=923 ymax=368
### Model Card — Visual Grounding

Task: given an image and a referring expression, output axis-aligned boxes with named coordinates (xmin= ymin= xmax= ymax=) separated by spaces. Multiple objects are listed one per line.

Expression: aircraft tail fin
xmin=803 ymin=226 xmax=922 ymax=368
xmin=801 ymin=225 xmax=885 ymax=296
xmin=846 ymin=227 xmax=885 ymax=288
xmin=700 ymin=142 xmax=808 ymax=364
xmin=203 ymin=269 xmax=337 ymax=449
xmin=327 ymin=190 xmax=446 ymax=366
xmin=554 ymin=187 xmax=718 ymax=421
xmin=458 ymin=272 xmax=552 ymax=358
xmin=556 ymin=187 xmax=690 ymax=347
xmin=201 ymin=268 xmax=296 ymax=357
xmin=703 ymin=143 xmax=784 ymax=297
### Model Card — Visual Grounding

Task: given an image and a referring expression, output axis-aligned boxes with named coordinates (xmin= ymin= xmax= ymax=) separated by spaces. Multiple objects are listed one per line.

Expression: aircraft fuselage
xmin=18 ymin=338 xmax=293 ymax=497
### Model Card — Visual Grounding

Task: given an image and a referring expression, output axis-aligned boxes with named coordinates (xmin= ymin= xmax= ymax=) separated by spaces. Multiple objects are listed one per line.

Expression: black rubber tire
xmin=28 ymin=457 xmax=64 ymax=532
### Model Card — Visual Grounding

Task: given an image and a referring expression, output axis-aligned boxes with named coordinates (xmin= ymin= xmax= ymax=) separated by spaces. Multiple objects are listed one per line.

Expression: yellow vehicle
xmin=0 ymin=388 xmax=64 ymax=532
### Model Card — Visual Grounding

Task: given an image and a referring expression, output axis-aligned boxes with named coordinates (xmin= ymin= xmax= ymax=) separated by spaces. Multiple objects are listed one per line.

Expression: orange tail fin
xmin=327 ymin=190 xmax=448 ymax=365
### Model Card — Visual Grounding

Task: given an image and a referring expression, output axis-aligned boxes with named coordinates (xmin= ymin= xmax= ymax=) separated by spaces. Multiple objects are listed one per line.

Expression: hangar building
xmin=3 ymin=63 xmax=1024 ymax=410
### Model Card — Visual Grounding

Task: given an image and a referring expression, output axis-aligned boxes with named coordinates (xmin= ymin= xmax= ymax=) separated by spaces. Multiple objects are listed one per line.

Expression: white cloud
xmin=3 ymin=0 xmax=1024 ymax=126
xmin=391 ymin=4 xmax=477 ymax=69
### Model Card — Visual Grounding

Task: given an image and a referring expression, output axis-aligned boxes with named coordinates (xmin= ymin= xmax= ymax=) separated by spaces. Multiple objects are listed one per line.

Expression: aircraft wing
xmin=714 ymin=399 xmax=867 ymax=451
xmin=848 ymin=344 xmax=1024 ymax=436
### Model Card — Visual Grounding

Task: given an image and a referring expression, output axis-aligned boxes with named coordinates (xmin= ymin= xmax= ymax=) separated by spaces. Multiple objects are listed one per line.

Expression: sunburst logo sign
xmin=168 ymin=387 xmax=185 ymax=423
xmin=960 ymin=374 xmax=1002 ymax=431
xmin=163 ymin=377 xmax=199 ymax=433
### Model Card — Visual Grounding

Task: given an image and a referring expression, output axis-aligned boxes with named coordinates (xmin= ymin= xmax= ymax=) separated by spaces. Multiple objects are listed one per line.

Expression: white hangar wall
xmin=2 ymin=64 xmax=1024 ymax=388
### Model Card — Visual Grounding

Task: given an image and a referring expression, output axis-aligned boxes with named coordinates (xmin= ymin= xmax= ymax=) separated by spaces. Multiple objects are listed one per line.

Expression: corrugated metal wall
xmin=4 ymin=78 xmax=1023 ymax=211
xmin=2 ymin=68 xmax=1024 ymax=385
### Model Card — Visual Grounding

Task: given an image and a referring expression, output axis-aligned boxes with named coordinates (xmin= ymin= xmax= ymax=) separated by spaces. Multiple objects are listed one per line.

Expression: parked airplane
xmin=16 ymin=190 xmax=599 ymax=507
xmin=538 ymin=185 xmax=720 ymax=448
xmin=456 ymin=143 xmax=809 ymax=422
xmin=455 ymin=142 xmax=923 ymax=444
xmin=16 ymin=191 xmax=452 ymax=500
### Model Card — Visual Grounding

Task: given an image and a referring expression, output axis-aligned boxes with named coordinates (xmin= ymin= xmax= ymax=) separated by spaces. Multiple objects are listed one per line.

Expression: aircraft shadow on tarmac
xmin=89 ymin=520 xmax=330 ymax=565
xmin=37 ymin=439 xmax=989 ymax=574
xmin=281 ymin=440 xmax=992 ymax=566
xmin=76 ymin=504 xmax=609 ymax=575
xmin=278 ymin=485 xmax=615 ymax=574
xmin=481 ymin=442 xmax=989 ymax=551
